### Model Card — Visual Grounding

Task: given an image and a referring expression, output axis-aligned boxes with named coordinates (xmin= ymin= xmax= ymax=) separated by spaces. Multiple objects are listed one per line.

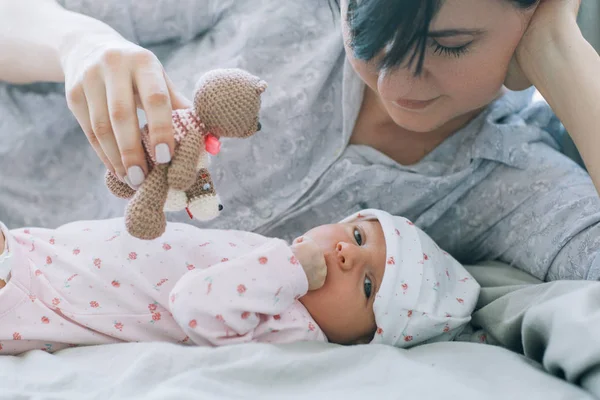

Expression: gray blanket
xmin=467 ymin=263 xmax=600 ymax=397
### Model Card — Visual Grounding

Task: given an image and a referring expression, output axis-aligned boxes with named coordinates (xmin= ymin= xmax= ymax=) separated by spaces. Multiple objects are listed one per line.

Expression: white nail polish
xmin=155 ymin=143 xmax=171 ymax=164
xmin=127 ymin=166 xmax=145 ymax=187
xmin=124 ymin=176 xmax=134 ymax=188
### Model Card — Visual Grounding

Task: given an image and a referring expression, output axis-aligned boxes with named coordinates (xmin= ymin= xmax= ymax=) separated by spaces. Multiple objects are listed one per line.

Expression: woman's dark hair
xmin=330 ymin=0 xmax=539 ymax=75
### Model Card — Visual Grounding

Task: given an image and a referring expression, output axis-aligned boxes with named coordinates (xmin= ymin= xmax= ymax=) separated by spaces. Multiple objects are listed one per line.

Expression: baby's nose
xmin=335 ymin=242 xmax=361 ymax=271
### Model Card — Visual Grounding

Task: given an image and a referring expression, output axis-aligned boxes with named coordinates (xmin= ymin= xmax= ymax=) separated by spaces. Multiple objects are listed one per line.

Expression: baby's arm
xmin=169 ymin=238 xmax=309 ymax=346
xmin=0 ymin=229 xmax=6 ymax=289
xmin=0 ymin=228 xmax=4 ymax=288
xmin=0 ymin=230 xmax=4 ymax=257
xmin=0 ymin=225 xmax=10 ymax=288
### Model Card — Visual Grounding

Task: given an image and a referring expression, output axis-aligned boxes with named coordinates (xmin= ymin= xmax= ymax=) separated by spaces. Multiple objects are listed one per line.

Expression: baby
xmin=0 ymin=209 xmax=479 ymax=354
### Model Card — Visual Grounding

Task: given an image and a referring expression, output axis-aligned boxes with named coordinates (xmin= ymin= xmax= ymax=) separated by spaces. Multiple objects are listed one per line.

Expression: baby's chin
xmin=296 ymin=291 xmax=312 ymax=310
xmin=297 ymin=285 xmax=323 ymax=309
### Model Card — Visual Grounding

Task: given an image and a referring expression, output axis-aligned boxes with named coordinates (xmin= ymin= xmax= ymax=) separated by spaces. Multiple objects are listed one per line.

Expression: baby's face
xmin=297 ymin=220 xmax=386 ymax=344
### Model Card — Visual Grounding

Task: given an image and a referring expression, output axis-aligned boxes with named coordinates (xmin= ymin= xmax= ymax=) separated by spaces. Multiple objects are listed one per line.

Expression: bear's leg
xmin=168 ymin=128 xmax=204 ymax=191
xmin=105 ymin=170 xmax=136 ymax=199
xmin=125 ymin=164 xmax=169 ymax=240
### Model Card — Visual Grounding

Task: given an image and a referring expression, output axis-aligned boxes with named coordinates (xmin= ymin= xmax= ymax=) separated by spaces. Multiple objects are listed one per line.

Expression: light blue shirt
xmin=0 ymin=0 xmax=597 ymax=281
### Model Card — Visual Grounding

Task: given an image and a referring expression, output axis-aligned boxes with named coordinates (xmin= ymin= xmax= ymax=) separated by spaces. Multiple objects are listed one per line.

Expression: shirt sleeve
xmin=168 ymin=238 xmax=309 ymax=346
xmin=430 ymin=142 xmax=600 ymax=281
xmin=56 ymin=0 xmax=228 ymax=45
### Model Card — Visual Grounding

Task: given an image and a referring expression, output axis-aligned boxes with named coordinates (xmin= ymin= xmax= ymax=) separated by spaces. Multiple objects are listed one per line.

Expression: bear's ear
xmin=256 ymin=80 xmax=268 ymax=94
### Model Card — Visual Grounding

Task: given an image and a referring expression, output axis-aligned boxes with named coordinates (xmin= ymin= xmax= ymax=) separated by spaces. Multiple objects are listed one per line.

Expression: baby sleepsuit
xmin=0 ymin=218 xmax=325 ymax=354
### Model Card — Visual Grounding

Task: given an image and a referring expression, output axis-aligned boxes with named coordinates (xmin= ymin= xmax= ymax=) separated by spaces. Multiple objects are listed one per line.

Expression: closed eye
xmin=430 ymin=40 xmax=471 ymax=57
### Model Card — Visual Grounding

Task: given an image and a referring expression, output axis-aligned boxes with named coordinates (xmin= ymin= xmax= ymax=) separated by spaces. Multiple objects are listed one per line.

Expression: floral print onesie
xmin=0 ymin=219 xmax=325 ymax=355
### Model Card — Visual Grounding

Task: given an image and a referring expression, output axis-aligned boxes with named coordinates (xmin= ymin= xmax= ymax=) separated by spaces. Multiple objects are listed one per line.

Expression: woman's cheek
xmin=345 ymin=51 xmax=378 ymax=90
xmin=442 ymin=53 xmax=507 ymax=106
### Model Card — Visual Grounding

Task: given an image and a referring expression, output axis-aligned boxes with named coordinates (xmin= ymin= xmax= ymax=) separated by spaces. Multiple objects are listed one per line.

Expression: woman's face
xmin=341 ymin=0 xmax=536 ymax=133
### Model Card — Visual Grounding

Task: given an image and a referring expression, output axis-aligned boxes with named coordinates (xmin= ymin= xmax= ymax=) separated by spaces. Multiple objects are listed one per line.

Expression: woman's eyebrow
xmin=428 ymin=28 xmax=485 ymax=38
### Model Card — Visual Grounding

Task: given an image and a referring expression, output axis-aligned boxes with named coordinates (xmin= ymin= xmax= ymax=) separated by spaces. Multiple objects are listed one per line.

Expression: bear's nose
xmin=257 ymin=122 xmax=262 ymax=131
xmin=218 ymin=204 xmax=224 ymax=211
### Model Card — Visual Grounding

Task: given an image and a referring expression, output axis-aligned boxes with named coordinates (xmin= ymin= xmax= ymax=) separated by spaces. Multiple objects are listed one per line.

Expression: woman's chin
xmin=388 ymin=112 xmax=448 ymax=134
xmin=385 ymin=102 xmax=482 ymax=136
xmin=382 ymin=103 xmax=447 ymax=133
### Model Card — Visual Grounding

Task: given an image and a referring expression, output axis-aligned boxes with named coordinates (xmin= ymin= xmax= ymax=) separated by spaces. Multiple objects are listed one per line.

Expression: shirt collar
xmin=469 ymin=88 xmax=558 ymax=170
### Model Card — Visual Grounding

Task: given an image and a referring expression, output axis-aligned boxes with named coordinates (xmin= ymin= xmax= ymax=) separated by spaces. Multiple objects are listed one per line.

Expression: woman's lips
xmin=392 ymin=96 xmax=439 ymax=111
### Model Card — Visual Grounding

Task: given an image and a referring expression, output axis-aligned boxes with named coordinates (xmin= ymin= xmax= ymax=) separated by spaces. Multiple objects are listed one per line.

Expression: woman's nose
xmin=335 ymin=242 xmax=362 ymax=272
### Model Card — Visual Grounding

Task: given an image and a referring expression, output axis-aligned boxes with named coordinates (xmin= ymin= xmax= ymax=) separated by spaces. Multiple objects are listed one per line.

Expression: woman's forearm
xmin=519 ymin=17 xmax=600 ymax=192
xmin=0 ymin=0 xmax=122 ymax=84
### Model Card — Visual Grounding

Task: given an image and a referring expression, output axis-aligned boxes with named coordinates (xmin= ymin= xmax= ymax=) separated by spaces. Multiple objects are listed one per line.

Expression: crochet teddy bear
xmin=105 ymin=68 xmax=267 ymax=240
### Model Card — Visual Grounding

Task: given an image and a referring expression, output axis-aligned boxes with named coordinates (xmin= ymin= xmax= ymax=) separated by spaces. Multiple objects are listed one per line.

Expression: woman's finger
xmin=164 ymin=71 xmax=192 ymax=110
xmin=134 ymin=57 xmax=175 ymax=165
xmin=134 ymin=72 xmax=190 ymax=110
xmin=66 ymin=84 xmax=116 ymax=176
xmin=104 ymin=67 xmax=147 ymax=188
xmin=84 ymin=73 xmax=131 ymax=182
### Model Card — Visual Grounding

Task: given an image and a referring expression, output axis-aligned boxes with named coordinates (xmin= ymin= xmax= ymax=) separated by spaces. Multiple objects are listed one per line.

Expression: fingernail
xmin=155 ymin=143 xmax=171 ymax=164
xmin=127 ymin=166 xmax=145 ymax=187
xmin=124 ymin=175 xmax=134 ymax=188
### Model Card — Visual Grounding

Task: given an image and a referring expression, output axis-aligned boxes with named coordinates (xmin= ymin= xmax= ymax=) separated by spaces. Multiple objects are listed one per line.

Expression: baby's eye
xmin=353 ymin=228 xmax=363 ymax=246
xmin=364 ymin=276 xmax=372 ymax=299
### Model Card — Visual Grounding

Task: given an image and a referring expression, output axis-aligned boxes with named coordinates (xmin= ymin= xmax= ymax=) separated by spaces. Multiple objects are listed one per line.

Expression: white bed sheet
xmin=0 ymin=340 xmax=592 ymax=400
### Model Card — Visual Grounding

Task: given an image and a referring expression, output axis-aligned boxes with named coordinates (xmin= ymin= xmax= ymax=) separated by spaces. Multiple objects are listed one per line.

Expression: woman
xmin=0 ymin=0 xmax=596 ymax=281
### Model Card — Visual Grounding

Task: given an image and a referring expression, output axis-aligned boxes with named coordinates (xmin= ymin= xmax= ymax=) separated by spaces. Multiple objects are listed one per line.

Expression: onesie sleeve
xmin=0 ymin=222 xmax=26 ymax=282
xmin=168 ymin=238 xmax=309 ymax=346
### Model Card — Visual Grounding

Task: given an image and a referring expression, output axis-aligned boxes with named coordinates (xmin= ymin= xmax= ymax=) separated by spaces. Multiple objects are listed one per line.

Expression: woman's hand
xmin=61 ymin=35 xmax=191 ymax=188
xmin=291 ymin=236 xmax=328 ymax=291
xmin=505 ymin=0 xmax=582 ymax=91
xmin=506 ymin=0 xmax=600 ymax=195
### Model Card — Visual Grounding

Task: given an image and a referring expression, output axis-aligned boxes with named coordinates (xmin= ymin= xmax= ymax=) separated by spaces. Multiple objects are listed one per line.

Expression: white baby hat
xmin=341 ymin=209 xmax=480 ymax=348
